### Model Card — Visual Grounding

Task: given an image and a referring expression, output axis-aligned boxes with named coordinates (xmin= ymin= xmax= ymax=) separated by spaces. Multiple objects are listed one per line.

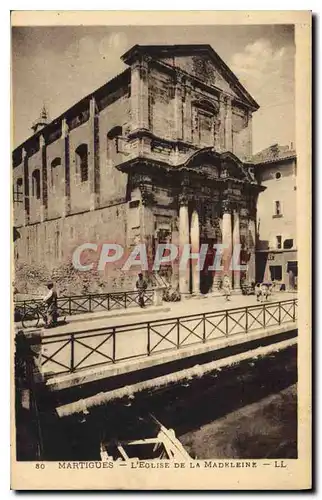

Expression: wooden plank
xmin=117 ymin=444 xmax=129 ymax=460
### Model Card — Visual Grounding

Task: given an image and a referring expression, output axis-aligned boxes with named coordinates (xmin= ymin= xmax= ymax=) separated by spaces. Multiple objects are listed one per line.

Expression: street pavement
xmin=50 ymin=291 xmax=297 ymax=334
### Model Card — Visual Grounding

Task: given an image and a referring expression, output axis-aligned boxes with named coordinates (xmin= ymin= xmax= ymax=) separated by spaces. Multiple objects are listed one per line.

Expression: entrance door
xmin=199 ymin=239 xmax=216 ymax=294
xmin=287 ymin=261 xmax=298 ymax=290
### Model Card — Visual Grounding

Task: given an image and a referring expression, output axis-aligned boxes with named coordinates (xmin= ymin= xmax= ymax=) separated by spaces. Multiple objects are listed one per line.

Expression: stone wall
xmin=98 ymin=92 xmax=129 ymax=207
xmin=13 ymin=89 xmax=130 ymax=227
xmin=13 ymin=203 xmax=141 ymax=295
xmin=149 ymin=68 xmax=174 ymax=140
xmin=13 ymin=162 xmax=25 ymax=226
xmin=46 ymin=137 xmax=65 ymax=219
xmin=232 ymin=106 xmax=252 ymax=160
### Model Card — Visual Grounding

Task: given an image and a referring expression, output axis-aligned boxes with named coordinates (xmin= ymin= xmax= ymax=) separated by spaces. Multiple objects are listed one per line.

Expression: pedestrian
xmin=255 ymin=283 xmax=262 ymax=302
xmin=222 ymin=274 xmax=231 ymax=301
xmin=136 ymin=273 xmax=147 ymax=308
xmin=43 ymin=281 xmax=58 ymax=328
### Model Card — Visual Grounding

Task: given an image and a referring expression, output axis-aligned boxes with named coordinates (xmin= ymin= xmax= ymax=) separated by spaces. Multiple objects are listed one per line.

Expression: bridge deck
xmin=48 ymin=323 xmax=297 ymax=393
xmin=29 ymin=294 xmax=298 ymax=389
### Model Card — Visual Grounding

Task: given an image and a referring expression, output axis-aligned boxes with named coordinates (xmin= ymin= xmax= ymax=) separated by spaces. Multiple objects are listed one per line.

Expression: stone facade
xmin=254 ymin=144 xmax=297 ymax=290
xmin=13 ymin=44 xmax=263 ymax=295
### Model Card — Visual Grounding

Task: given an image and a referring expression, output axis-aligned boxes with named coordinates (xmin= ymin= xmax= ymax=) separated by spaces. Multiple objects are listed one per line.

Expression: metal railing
xmin=33 ymin=298 xmax=298 ymax=378
xmin=14 ymin=290 xmax=155 ymax=321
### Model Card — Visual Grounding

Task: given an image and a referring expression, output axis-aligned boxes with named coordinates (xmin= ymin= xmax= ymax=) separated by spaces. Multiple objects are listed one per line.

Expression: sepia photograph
xmin=11 ymin=11 xmax=311 ymax=490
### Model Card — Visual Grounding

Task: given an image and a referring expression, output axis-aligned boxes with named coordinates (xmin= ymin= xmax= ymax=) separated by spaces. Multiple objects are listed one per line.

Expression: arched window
xmin=75 ymin=144 xmax=88 ymax=182
xmin=14 ymin=177 xmax=23 ymax=203
xmin=107 ymin=126 xmax=122 ymax=159
xmin=193 ymin=99 xmax=219 ymax=115
xmin=31 ymin=169 xmax=41 ymax=199
xmin=51 ymin=157 xmax=62 ymax=188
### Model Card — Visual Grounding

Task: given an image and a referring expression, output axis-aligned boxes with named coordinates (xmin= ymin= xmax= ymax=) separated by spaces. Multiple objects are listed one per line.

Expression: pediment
xmin=221 ymin=160 xmax=247 ymax=180
xmin=180 ymin=148 xmax=254 ymax=183
xmin=156 ymin=52 xmax=258 ymax=109
xmin=172 ymin=55 xmax=240 ymax=99
xmin=122 ymin=44 xmax=259 ymax=110
xmin=220 ymin=152 xmax=251 ymax=181
xmin=122 ymin=45 xmax=259 ymax=110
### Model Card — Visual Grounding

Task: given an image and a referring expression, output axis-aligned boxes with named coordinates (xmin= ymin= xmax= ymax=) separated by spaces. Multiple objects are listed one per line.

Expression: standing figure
xmin=255 ymin=283 xmax=262 ymax=302
xmin=222 ymin=275 xmax=231 ymax=301
xmin=136 ymin=273 xmax=148 ymax=308
xmin=43 ymin=281 xmax=58 ymax=328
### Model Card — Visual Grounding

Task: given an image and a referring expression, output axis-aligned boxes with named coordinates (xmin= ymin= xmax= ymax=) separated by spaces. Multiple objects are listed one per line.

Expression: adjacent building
xmin=13 ymin=44 xmax=265 ymax=295
xmin=254 ymin=144 xmax=297 ymax=290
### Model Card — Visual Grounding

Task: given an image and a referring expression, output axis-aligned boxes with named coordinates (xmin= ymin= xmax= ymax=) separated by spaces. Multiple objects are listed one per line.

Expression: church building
xmin=13 ymin=44 xmax=264 ymax=295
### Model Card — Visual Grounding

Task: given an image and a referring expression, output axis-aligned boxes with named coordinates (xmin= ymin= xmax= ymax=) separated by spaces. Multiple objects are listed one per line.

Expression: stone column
xmin=130 ymin=60 xmax=141 ymax=131
xmin=183 ymin=82 xmax=192 ymax=143
xmin=179 ymin=196 xmax=190 ymax=295
xmin=225 ymin=97 xmax=232 ymax=152
xmin=222 ymin=200 xmax=233 ymax=282
xmin=174 ymin=75 xmax=183 ymax=141
xmin=89 ymin=97 xmax=100 ymax=211
xmin=40 ymin=135 xmax=47 ymax=222
xmin=140 ymin=183 xmax=155 ymax=278
xmin=170 ymin=216 xmax=180 ymax=289
xmin=233 ymin=208 xmax=241 ymax=290
xmin=22 ymin=148 xmax=29 ymax=226
xmin=130 ymin=57 xmax=150 ymax=132
xmin=190 ymin=208 xmax=200 ymax=294
xmin=246 ymin=196 xmax=257 ymax=284
xmin=62 ymin=118 xmax=70 ymax=217
xmin=209 ymin=208 xmax=222 ymax=293
xmin=141 ymin=56 xmax=150 ymax=131
xmin=217 ymin=94 xmax=226 ymax=152
xmin=248 ymin=217 xmax=256 ymax=283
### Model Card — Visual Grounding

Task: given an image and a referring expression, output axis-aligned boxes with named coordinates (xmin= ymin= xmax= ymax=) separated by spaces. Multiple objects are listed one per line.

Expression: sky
xmin=12 ymin=24 xmax=295 ymax=154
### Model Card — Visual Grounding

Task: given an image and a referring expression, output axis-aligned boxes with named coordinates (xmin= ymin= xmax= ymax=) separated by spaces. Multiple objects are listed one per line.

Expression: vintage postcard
xmin=11 ymin=11 xmax=311 ymax=490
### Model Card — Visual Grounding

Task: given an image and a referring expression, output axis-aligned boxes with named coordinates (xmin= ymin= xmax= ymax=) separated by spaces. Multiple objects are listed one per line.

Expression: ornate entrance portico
xmin=118 ymin=147 xmax=264 ymax=295
xmin=174 ymin=148 xmax=263 ymax=294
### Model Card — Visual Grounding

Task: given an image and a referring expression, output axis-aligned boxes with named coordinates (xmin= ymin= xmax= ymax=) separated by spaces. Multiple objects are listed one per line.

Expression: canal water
xmin=36 ymin=344 xmax=297 ymax=461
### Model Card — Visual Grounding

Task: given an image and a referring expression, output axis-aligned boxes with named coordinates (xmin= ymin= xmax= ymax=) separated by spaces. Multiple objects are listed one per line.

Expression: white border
xmin=2 ymin=3 xmax=318 ymax=497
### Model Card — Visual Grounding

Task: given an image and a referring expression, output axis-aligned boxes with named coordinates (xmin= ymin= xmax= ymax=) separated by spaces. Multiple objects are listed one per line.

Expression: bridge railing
xmin=14 ymin=289 xmax=155 ymax=321
xmin=33 ymin=298 xmax=298 ymax=378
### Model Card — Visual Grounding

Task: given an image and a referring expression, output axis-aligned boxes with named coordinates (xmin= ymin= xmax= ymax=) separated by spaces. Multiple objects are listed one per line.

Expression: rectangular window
xmin=273 ymin=200 xmax=282 ymax=217
xmin=283 ymin=238 xmax=293 ymax=249
xmin=270 ymin=265 xmax=282 ymax=281
xmin=276 ymin=235 xmax=282 ymax=249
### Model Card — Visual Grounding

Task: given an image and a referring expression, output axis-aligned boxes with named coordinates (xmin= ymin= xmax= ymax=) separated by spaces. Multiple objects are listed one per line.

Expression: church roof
xmin=14 ymin=44 xmax=259 ymax=160
xmin=121 ymin=44 xmax=259 ymax=110
xmin=252 ymin=144 xmax=296 ymax=165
